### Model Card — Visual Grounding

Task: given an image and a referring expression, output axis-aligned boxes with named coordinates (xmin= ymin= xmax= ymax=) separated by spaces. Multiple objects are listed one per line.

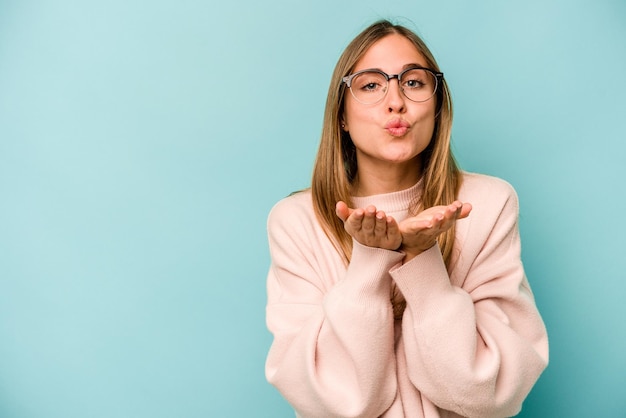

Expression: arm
xmin=392 ymin=181 xmax=548 ymax=418
xmin=265 ymin=196 xmax=402 ymax=418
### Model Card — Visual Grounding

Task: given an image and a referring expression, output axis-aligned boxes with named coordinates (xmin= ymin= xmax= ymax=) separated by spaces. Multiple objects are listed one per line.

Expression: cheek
xmin=416 ymin=105 xmax=437 ymax=131
xmin=343 ymin=97 xmax=377 ymax=128
xmin=344 ymin=107 xmax=375 ymax=133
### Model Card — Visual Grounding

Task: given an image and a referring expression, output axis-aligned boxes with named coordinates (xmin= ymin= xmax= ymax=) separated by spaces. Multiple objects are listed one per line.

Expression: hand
xmin=336 ymin=201 xmax=402 ymax=250
xmin=398 ymin=201 xmax=472 ymax=262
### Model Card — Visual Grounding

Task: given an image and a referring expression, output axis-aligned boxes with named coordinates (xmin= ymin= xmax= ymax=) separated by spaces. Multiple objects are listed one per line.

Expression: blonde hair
xmin=311 ymin=19 xmax=462 ymax=266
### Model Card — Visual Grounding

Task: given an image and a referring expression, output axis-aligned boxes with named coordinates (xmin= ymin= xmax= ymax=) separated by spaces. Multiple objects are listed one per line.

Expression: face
xmin=342 ymin=34 xmax=437 ymax=175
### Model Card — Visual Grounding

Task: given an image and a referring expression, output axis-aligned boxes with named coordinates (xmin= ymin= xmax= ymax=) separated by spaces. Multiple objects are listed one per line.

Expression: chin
xmin=382 ymin=154 xmax=420 ymax=164
xmin=383 ymin=147 xmax=425 ymax=163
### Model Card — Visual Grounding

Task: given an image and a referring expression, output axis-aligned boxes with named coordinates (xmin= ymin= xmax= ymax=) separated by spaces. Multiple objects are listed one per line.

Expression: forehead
xmin=353 ymin=33 xmax=428 ymax=72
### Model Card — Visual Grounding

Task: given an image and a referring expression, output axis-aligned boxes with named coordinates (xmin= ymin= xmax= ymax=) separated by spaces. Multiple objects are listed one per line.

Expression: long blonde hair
xmin=311 ymin=19 xmax=462 ymax=266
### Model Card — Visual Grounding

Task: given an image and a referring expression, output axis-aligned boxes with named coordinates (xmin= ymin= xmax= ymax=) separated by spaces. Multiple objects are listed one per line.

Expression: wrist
xmin=402 ymin=251 xmax=421 ymax=264
xmin=400 ymin=242 xmax=435 ymax=263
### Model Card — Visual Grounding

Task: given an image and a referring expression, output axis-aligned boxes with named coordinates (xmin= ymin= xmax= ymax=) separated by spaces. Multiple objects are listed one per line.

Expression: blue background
xmin=1 ymin=1 xmax=625 ymax=417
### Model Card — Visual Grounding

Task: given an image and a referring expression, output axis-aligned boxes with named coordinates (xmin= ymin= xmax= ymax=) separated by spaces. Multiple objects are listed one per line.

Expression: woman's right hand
xmin=336 ymin=201 xmax=402 ymax=251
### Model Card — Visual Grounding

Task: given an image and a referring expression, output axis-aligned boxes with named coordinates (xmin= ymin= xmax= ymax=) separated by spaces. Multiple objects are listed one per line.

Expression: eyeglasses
xmin=342 ymin=66 xmax=443 ymax=105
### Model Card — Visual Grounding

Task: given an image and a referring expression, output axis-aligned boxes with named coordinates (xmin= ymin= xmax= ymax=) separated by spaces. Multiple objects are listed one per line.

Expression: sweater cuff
xmin=389 ymin=243 xmax=452 ymax=303
xmin=348 ymin=240 xmax=405 ymax=296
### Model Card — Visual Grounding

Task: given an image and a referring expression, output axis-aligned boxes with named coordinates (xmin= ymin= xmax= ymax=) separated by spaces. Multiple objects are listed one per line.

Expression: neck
xmin=353 ymin=159 xmax=422 ymax=196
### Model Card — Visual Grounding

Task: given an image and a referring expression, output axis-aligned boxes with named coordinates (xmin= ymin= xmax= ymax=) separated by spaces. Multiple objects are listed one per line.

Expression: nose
xmin=385 ymin=76 xmax=406 ymax=113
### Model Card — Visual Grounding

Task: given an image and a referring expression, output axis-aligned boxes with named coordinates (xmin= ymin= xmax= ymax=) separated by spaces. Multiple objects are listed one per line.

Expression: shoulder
xmin=266 ymin=189 xmax=335 ymax=261
xmin=459 ymin=171 xmax=519 ymax=209
xmin=268 ymin=188 xmax=314 ymax=219
xmin=457 ymin=172 xmax=521 ymax=234
xmin=450 ymin=173 xmax=522 ymax=273
xmin=267 ymin=189 xmax=317 ymax=233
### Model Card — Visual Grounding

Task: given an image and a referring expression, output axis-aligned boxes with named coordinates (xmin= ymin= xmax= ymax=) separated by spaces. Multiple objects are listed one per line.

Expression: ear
xmin=340 ymin=117 xmax=349 ymax=131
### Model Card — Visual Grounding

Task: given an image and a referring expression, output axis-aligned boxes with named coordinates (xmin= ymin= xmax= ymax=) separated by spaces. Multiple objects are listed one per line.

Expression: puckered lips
xmin=384 ymin=118 xmax=410 ymax=137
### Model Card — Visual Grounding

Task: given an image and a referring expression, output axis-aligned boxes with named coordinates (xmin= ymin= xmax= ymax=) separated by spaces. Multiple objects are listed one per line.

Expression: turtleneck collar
xmin=351 ymin=177 xmax=423 ymax=217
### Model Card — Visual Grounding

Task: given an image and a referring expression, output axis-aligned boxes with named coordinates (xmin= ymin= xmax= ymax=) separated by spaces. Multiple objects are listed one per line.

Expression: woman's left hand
xmin=399 ymin=201 xmax=472 ymax=262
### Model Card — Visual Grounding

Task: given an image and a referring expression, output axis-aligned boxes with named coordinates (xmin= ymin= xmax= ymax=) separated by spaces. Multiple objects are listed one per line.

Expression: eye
xmin=362 ymin=82 xmax=380 ymax=91
xmin=405 ymin=79 xmax=425 ymax=88
xmin=352 ymin=72 xmax=386 ymax=93
xmin=402 ymin=69 xmax=432 ymax=90
xmin=403 ymin=77 xmax=426 ymax=89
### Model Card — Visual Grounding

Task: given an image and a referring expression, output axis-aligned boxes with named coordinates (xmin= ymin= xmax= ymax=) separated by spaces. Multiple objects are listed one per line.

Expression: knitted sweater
xmin=265 ymin=172 xmax=548 ymax=418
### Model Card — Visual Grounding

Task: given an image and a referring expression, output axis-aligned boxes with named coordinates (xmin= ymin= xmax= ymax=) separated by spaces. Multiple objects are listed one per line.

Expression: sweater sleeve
xmin=264 ymin=196 xmax=404 ymax=418
xmin=390 ymin=179 xmax=549 ymax=418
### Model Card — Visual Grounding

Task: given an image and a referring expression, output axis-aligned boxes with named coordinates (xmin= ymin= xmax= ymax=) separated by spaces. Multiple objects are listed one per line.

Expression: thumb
xmin=336 ymin=201 xmax=351 ymax=222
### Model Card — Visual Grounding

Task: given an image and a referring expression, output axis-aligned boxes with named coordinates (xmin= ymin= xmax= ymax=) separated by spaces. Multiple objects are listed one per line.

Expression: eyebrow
xmin=402 ymin=63 xmax=426 ymax=70
xmin=359 ymin=63 xmax=427 ymax=73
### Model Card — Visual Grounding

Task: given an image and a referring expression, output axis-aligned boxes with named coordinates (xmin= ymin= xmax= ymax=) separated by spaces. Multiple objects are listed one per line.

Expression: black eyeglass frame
xmin=341 ymin=66 xmax=444 ymax=104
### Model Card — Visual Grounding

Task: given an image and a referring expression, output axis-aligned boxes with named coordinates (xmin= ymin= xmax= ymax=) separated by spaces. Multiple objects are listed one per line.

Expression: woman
xmin=265 ymin=19 xmax=548 ymax=418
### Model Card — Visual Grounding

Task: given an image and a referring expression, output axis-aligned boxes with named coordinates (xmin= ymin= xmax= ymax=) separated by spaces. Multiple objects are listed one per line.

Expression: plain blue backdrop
xmin=1 ymin=0 xmax=625 ymax=417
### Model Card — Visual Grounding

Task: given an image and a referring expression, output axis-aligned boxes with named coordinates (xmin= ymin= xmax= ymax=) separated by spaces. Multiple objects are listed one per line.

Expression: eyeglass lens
xmin=349 ymin=69 xmax=437 ymax=104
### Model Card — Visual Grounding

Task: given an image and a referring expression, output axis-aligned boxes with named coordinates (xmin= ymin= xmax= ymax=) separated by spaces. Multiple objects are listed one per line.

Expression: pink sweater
xmin=265 ymin=173 xmax=549 ymax=418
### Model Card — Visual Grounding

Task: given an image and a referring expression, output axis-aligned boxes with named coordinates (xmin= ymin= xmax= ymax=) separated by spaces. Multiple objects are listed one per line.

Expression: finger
xmin=404 ymin=218 xmax=435 ymax=233
xmin=386 ymin=216 xmax=398 ymax=228
xmin=343 ymin=207 xmax=364 ymax=233
xmin=450 ymin=200 xmax=463 ymax=213
xmin=361 ymin=205 xmax=377 ymax=232
xmin=431 ymin=205 xmax=459 ymax=229
xmin=459 ymin=202 xmax=472 ymax=219
xmin=431 ymin=202 xmax=471 ymax=231
xmin=386 ymin=216 xmax=402 ymax=248
xmin=447 ymin=201 xmax=471 ymax=220
xmin=374 ymin=210 xmax=387 ymax=236
xmin=336 ymin=201 xmax=351 ymax=222
xmin=439 ymin=201 xmax=458 ymax=218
